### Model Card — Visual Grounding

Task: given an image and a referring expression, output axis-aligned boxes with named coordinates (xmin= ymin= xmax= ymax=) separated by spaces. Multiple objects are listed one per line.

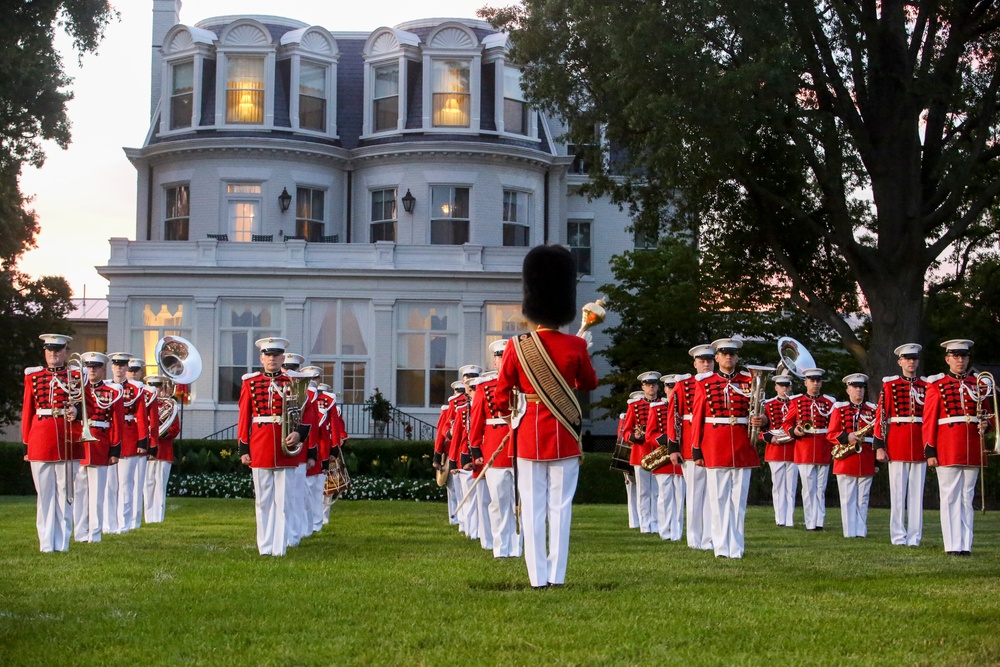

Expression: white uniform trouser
xmin=937 ymin=466 xmax=979 ymax=553
xmin=706 ymin=467 xmax=751 ymax=558
xmin=104 ymin=463 xmax=120 ymax=534
xmin=286 ymin=463 xmax=307 ymax=546
xmin=252 ymin=467 xmax=289 ymax=556
xmin=798 ymin=463 xmax=829 ymax=529
xmin=836 ymin=474 xmax=873 ymax=537
xmin=455 ymin=470 xmax=476 ymax=537
xmin=768 ymin=461 xmax=798 ymax=527
xmin=307 ymin=473 xmax=325 ymax=534
xmin=655 ymin=473 xmax=685 ymax=541
xmin=144 ymin=459 xmax=172 ymax=523
xmin=30 ymin=461 xmax=73 ymax=553
xmin=477 ymin=476 xmax=493 ymax=550
xmin=74 ymin=465 xmax=107 ymax=542
xmin=117 ymin=455 xmax=141 ymax=532
xmin=518 ymin=457 xmax=579 ymax=587
xmin=888 ymin=460 xmax=925 ymax=546
xmin=624 ymin=472 xmax=639 ymax=528
xmin=633 ymin=465 xmax=658 ymax=533
xmin=684 ymin=460 xmax=713 ymax=550
xmin=131 ymin=455 xmax=147 ymax=529
xmin=446 ymin=471 xmax=459 ymax=525
xmin=485 ymin=467 xmax=520 ymax=558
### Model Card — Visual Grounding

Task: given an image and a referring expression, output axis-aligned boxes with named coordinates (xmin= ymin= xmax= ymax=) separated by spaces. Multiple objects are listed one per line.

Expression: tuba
xmin=747 ymin=337 xmax=818 ymax=444
xmin=155 ymin=335 xmax=202 ymax=389
xmin=280 ymin=367 xmax=320 ymax=457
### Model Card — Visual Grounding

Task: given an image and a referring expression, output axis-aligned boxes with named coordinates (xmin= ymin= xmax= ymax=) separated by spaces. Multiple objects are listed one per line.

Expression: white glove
xmin=579 ymin=330 xmax=593 ymax=349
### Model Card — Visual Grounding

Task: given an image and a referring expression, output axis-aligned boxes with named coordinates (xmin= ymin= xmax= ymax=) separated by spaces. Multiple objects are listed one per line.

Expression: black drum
xmin=610 ymin=438 xmax=633 ymax=474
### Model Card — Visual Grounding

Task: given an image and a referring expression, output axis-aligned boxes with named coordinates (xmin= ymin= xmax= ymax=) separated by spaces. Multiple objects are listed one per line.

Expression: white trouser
xmin=888 ymin=460 xmax=926 ymax=546
xmin=252 ymin=467 xmax=289 ymax=556
xmin=655 ymin=474 xmax=685 ymax=541
xmin=937 ymin=466 xmax=978 ymax=553
xmin=117 ymin=455 xmax=140 ymax=532
xmin=307 ymin=474 xmax=325 ymax=534
xmin=768 ymin=461 xmax=798 ymax=527
xmin=836 ymin=474 xmax=873 ymax=537
xmin=455 ymin=470 xmax=475 ymax=537
xmin=485 ymin=467 xmax=520 ymax=558
xmin=684 ymin=459 xmax=713 ymax=550
xmin=104 ymin=463 xmax=120 ymax=534
xmin=130 ymin=455 xmax=147 ymax=529
xmin=30 ymin=461 xmax=73 ymax=553
xmin=706 ymin=467 xmax=751 ymax=558
xmin=446 ymin=472 xmax=459 ymax=525
xmin=144 ymin=459 xmax=172 ymax=523
xmin=477 ymin=476 xmax=493 ymax=550
xmin=624 ymin=472 xmax=639 ymax=528
xmin=74 ymin=465 xmax=107 ymax=542
xmin=633 ymin=465 xmax=658 ymax=533
xmin=518 ymin=457 xmax=579 ymax=587
xmin=286 ymin=463 xmax=307 ymax=546
xmin=797 ymin=463 xmax=829 ymax=529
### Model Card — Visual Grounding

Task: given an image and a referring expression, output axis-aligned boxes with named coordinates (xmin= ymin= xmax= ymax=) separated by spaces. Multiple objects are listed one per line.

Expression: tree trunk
xmin=858 ymin=265 xmax=926 ymax=396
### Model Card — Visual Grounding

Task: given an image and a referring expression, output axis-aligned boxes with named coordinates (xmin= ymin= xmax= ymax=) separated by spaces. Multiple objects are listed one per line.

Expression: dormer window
xmin=281 ymin=26 xmax=339 ymax=136
xmin=503 ymin=67 xmax=528 ymax=135
xmin=299 ymin=61 xmax=327 ymax=131
xmin=226 ymin=56 xmax=265 ymax=124
xmin=432 ymin=60 xmax=470 ymax=127
xmin=170 ymin=61 xmax=194 ymax=129
xmin=159 ymin=24 xmax=214 ymax=135
xmin=373 ymin=63 xmax=399 ymax=132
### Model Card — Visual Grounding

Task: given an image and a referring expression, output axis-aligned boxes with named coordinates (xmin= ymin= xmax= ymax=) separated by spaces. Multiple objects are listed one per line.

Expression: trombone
xmin=974 ymin=371 xmax=997 ymax=513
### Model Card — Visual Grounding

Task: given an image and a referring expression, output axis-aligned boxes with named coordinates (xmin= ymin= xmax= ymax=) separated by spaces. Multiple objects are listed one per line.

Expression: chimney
xmin=151 ymin=0 xmax=183 ymax=119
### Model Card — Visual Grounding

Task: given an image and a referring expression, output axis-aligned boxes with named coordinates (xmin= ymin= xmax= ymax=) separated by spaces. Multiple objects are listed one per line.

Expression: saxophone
xmin=640 ymin=444 xmax=672 ymax=471
xmin=831 ymin=415 xmax=877 ymax=460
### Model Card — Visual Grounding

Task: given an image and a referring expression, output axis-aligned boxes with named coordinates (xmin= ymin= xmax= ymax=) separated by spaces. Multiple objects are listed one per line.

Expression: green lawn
xmin=1 ymin=497 xmax=998 ymax=666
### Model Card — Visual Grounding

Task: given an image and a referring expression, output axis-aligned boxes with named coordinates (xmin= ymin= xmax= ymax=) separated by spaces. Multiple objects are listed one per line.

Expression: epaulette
xmin=674 ymin=373 xmax=692 ymax=382
xmin=448 ymin=393 xmax=462 ymax=403
xmin=926 ymin=373 xmax=945 ymax=383
xmin=242 ymin=371 xmax=261 ymax=381
xmin=127 ymin=379 xmax=145 ymax=390
xmin=619 ymin=413 xmax=626 ymax=419
xmin=824 ymin=394 xmax=837 ymax=402
xmin=882 ymin=375 xmax=899 ymax=383
xmin=627 ymin=397 xmax=642 ymax=404
xmin=105 ymin=381 xmax=123 ymax=390
xmin=650 ymin=400 xmax=666 ymax=407
xmin=919 ymin=376 xmax=928 ymax=382
xmin=789 ymin=393 xmax=802 ymax=399
xmin=695 ymin=372 xmax=713 ymax=381
xmin=865 ymin=401 xmax=877 ymax=409
xmin=833 ymin=401 xmax=849 ymax=408
xmin=24 ymin=366 xmax=43 ymax=375
xmin=441 ymin=405 xmax=449 ymax=411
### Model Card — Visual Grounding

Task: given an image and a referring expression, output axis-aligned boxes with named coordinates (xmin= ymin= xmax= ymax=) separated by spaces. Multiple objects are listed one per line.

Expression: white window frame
xmin=567 ymin=219 xmax=593 ymax=277
xmin=370 ymin=187 xmax=398 ymax=243
xmin=395 ymin=302 xmax=461 ymax=409
xmin=214 ymin=20 xmax=276 ymax=129
xmin=128 ymin=299 xmax=193 ymax=380
xmin=421 ymin=23 xmax=482 ymax=133
xmin=216 ymin=299 xmax=283 ymax=404
xmin=164 ymin=183 xmax=190 ymax=241
xmin=158 ymin=25 xmax=214 ymax=137
xmin=225 ymin=183 xmax=263 ymax=242
xmin=361 ymin=28 xmax=419 ymax=138
xmin=305 ymin=299 xmax=373 ymax=404
xmin=502 ymin=189 xmax=531 ymax=247
xmin=295 ymin=186 xmax=326 ymax=241
xmin=429 ymin=185 xmax=471 ymax=245
xmin=371 ymin=61 xmax=401 ymax=134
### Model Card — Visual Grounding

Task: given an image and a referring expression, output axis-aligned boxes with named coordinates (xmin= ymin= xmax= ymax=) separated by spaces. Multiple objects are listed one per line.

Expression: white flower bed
xmin=167 ymin=472 xmax=446 ymax=502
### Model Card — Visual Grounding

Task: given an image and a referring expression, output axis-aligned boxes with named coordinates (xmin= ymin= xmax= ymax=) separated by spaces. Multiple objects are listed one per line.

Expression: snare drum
xmin=610 ymin=438 xmax=633 ymax=474
xmin=324 ymin=450 xmax=351 ymax=496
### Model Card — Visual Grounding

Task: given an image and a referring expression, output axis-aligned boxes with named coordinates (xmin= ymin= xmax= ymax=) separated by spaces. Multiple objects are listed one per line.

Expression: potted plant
xmin=364 ymin=387 xmax=393 ymax=437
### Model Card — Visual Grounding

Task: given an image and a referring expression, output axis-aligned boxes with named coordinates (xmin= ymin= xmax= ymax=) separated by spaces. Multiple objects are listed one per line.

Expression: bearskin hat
xmin=521 ymin=245 xmax=577 ymax=327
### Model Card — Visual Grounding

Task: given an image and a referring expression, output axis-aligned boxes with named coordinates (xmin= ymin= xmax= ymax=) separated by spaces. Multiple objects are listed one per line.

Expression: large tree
xmin=0 ymin=1 xmax=117 ymax=424
xmin=484 ymin=0 xmax=1000 ymax=382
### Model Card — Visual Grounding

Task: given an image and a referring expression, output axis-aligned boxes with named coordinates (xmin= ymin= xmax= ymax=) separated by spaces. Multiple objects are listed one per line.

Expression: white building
xmin=99 ymin=1 xmax=636 ymax=438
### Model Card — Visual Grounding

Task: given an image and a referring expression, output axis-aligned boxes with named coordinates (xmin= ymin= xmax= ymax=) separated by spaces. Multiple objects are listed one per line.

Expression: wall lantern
xmin=278 ymin=187 xmax=293 ymax=212
xmin=401 ymin=189 xmax=416 ymax=214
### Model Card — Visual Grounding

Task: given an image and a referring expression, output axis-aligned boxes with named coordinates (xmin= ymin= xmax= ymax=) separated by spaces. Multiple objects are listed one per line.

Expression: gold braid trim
xmin=512 ymin=332 xmax=583 ymax=442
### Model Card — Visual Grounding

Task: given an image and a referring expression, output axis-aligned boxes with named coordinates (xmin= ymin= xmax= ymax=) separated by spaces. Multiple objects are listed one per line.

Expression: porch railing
xmin=203 ymin=404 xmax=436 ymax=441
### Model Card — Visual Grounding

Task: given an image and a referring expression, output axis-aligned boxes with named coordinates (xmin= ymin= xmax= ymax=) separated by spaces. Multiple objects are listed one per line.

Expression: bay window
xmin=430 ymin=186 xmax=470 ymax=245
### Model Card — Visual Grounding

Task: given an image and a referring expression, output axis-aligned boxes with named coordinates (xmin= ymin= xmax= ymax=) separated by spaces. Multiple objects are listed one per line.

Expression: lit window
xmin=432 ymin=61 xmax=470 ymax=127
xmin=130 ymin=300 xmax=191 ymax=380
xmin=395 ymin=303 xmax=458 ymax=408
xmin=217 ymin=301 xmax=281 ymax=403
xmin=226 ymin=56 xmax=264 ymax=124
xmin=170 ymin=61 xmax=194 ymax=130
xmin=430 ymin=186 xmax=470 ymax=245
xmin=370 ymin=188 xmax=397 ymax=243
xmin=165 ymin=185 xmax=189 ymax=241
xmin=502 ymin=190 xmax=530 ymax=247
xmin=296 ymin=187 xmax=325 ymax=241
xmin=299 ymin=61 xmax=326 ymax=132
xmin=485 ymin=304 xmax=528 ymax=364
xmin=226 ymin=183 xmax=262 ymax=242
xmin=567 ymin=220 xmax=592 ymax=276
xmin=503 ymin=67 xmax=528 ymax=135
xmin=373 ymin=64 xmax=399 ymax=133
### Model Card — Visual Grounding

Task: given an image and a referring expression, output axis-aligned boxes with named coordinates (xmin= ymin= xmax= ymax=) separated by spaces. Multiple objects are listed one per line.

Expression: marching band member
xmin=434 ymin=381 xmax=467 ymax=526
xmin=238 ymin=337 xmax=314 ymax=557
xmin=467 ymin=371 xmax=497 ymax=552
xmin=923 ymin=339 xmax=995 ymax=556
xmin=495 ymin=245 xmax=599 ymax=588
xmin=647 ymin=374 xmax=684 ymax=541
xmin=109 ymin=352 xmax=149 ymax=533
xmin=623 ymin=371 xmax=661 ymax=533
xmin=307 ymin=383 xmax=335 ymax=534
xmin=74 ymin=353 xmax=124 ymax=543
xmin=828 ymin=374 xmax=877 ymax=538
xmin=621 ymin=393 xmax=644 ymax=530
xmin=782 ymin=368 xmax=836 ymax=531
xmin=125 ymin=358 xmax=152 ymax=530
xmin=280 ymin=352 xmax=310 ymax=546
xmin=143 ymin=375 xmax=179 ymax=523
xmin=319 ymin=384 xmax=346 ymax=525
xmin=449 ymin=369 xmax=481 ymax=539
xmin=873 ymin=343 xmax=928 ymax=546
xmin=468 ymin=340 xmax=521 ymax=558
xmin=668 ymin=344 xmax=716 ymax=551
xmin=761 ymin=375 xmax=796 ymax=527
xmin=23 ymin=333 xmax=80 ymax=552
xmin=690 ymin=338 xmax=762 ymax=559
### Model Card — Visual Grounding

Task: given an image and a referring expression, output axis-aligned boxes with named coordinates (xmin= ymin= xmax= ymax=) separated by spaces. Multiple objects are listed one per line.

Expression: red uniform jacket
xmin=762 ymin=396 xmax=794 ymax=462
xmin=467 ymin=377 xmax=513 ymax=469
xmin=691 ymin=370 xmax=760 ymax=469
xmin=433 ymin=404 xmax=451 ymax=457
xmin=449 ymin=400 xmax=473 ymax=468
xmin=644 ymin=400 xmax=682 ymax=474
xmin=237 ymin=371 xmax=315 ymax=469
xmin=119 ymin=380 xmax=149 ymax=458
xmin=143 ymin=385 xmax=161 ymax=455
xmin=873 ymin=375 xmax=927 ymax=462
xmin=922 ymin=372 xmax=994 ymax=467
xmin=438 ymin=393 xmax=469 ymax=462
xmin=22 ymin=365 xmax=84 ymax=462
xmin=828 ymin=400 xmax=877 ymax=477
xmin=307 ymin=389 xmax=334 ymax=477
xmin=80 ymin=381 xmax=125 ymax=466
xmin=623 ymin=398 xmax=654 ymax=465
xmin=665 ymin=374 xmax=695 ymax=458
xmin=781 ymin=394 xmax=837 ymax=465
xmin=495 ymin=329 xmax=599 ymax=461
xmin=331 ymin=402 xmax=347 ymax=448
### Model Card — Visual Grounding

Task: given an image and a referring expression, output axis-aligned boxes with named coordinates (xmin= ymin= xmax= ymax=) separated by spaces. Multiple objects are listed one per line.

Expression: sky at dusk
xmin=18 ymin=0 xmax=495 ymax=300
